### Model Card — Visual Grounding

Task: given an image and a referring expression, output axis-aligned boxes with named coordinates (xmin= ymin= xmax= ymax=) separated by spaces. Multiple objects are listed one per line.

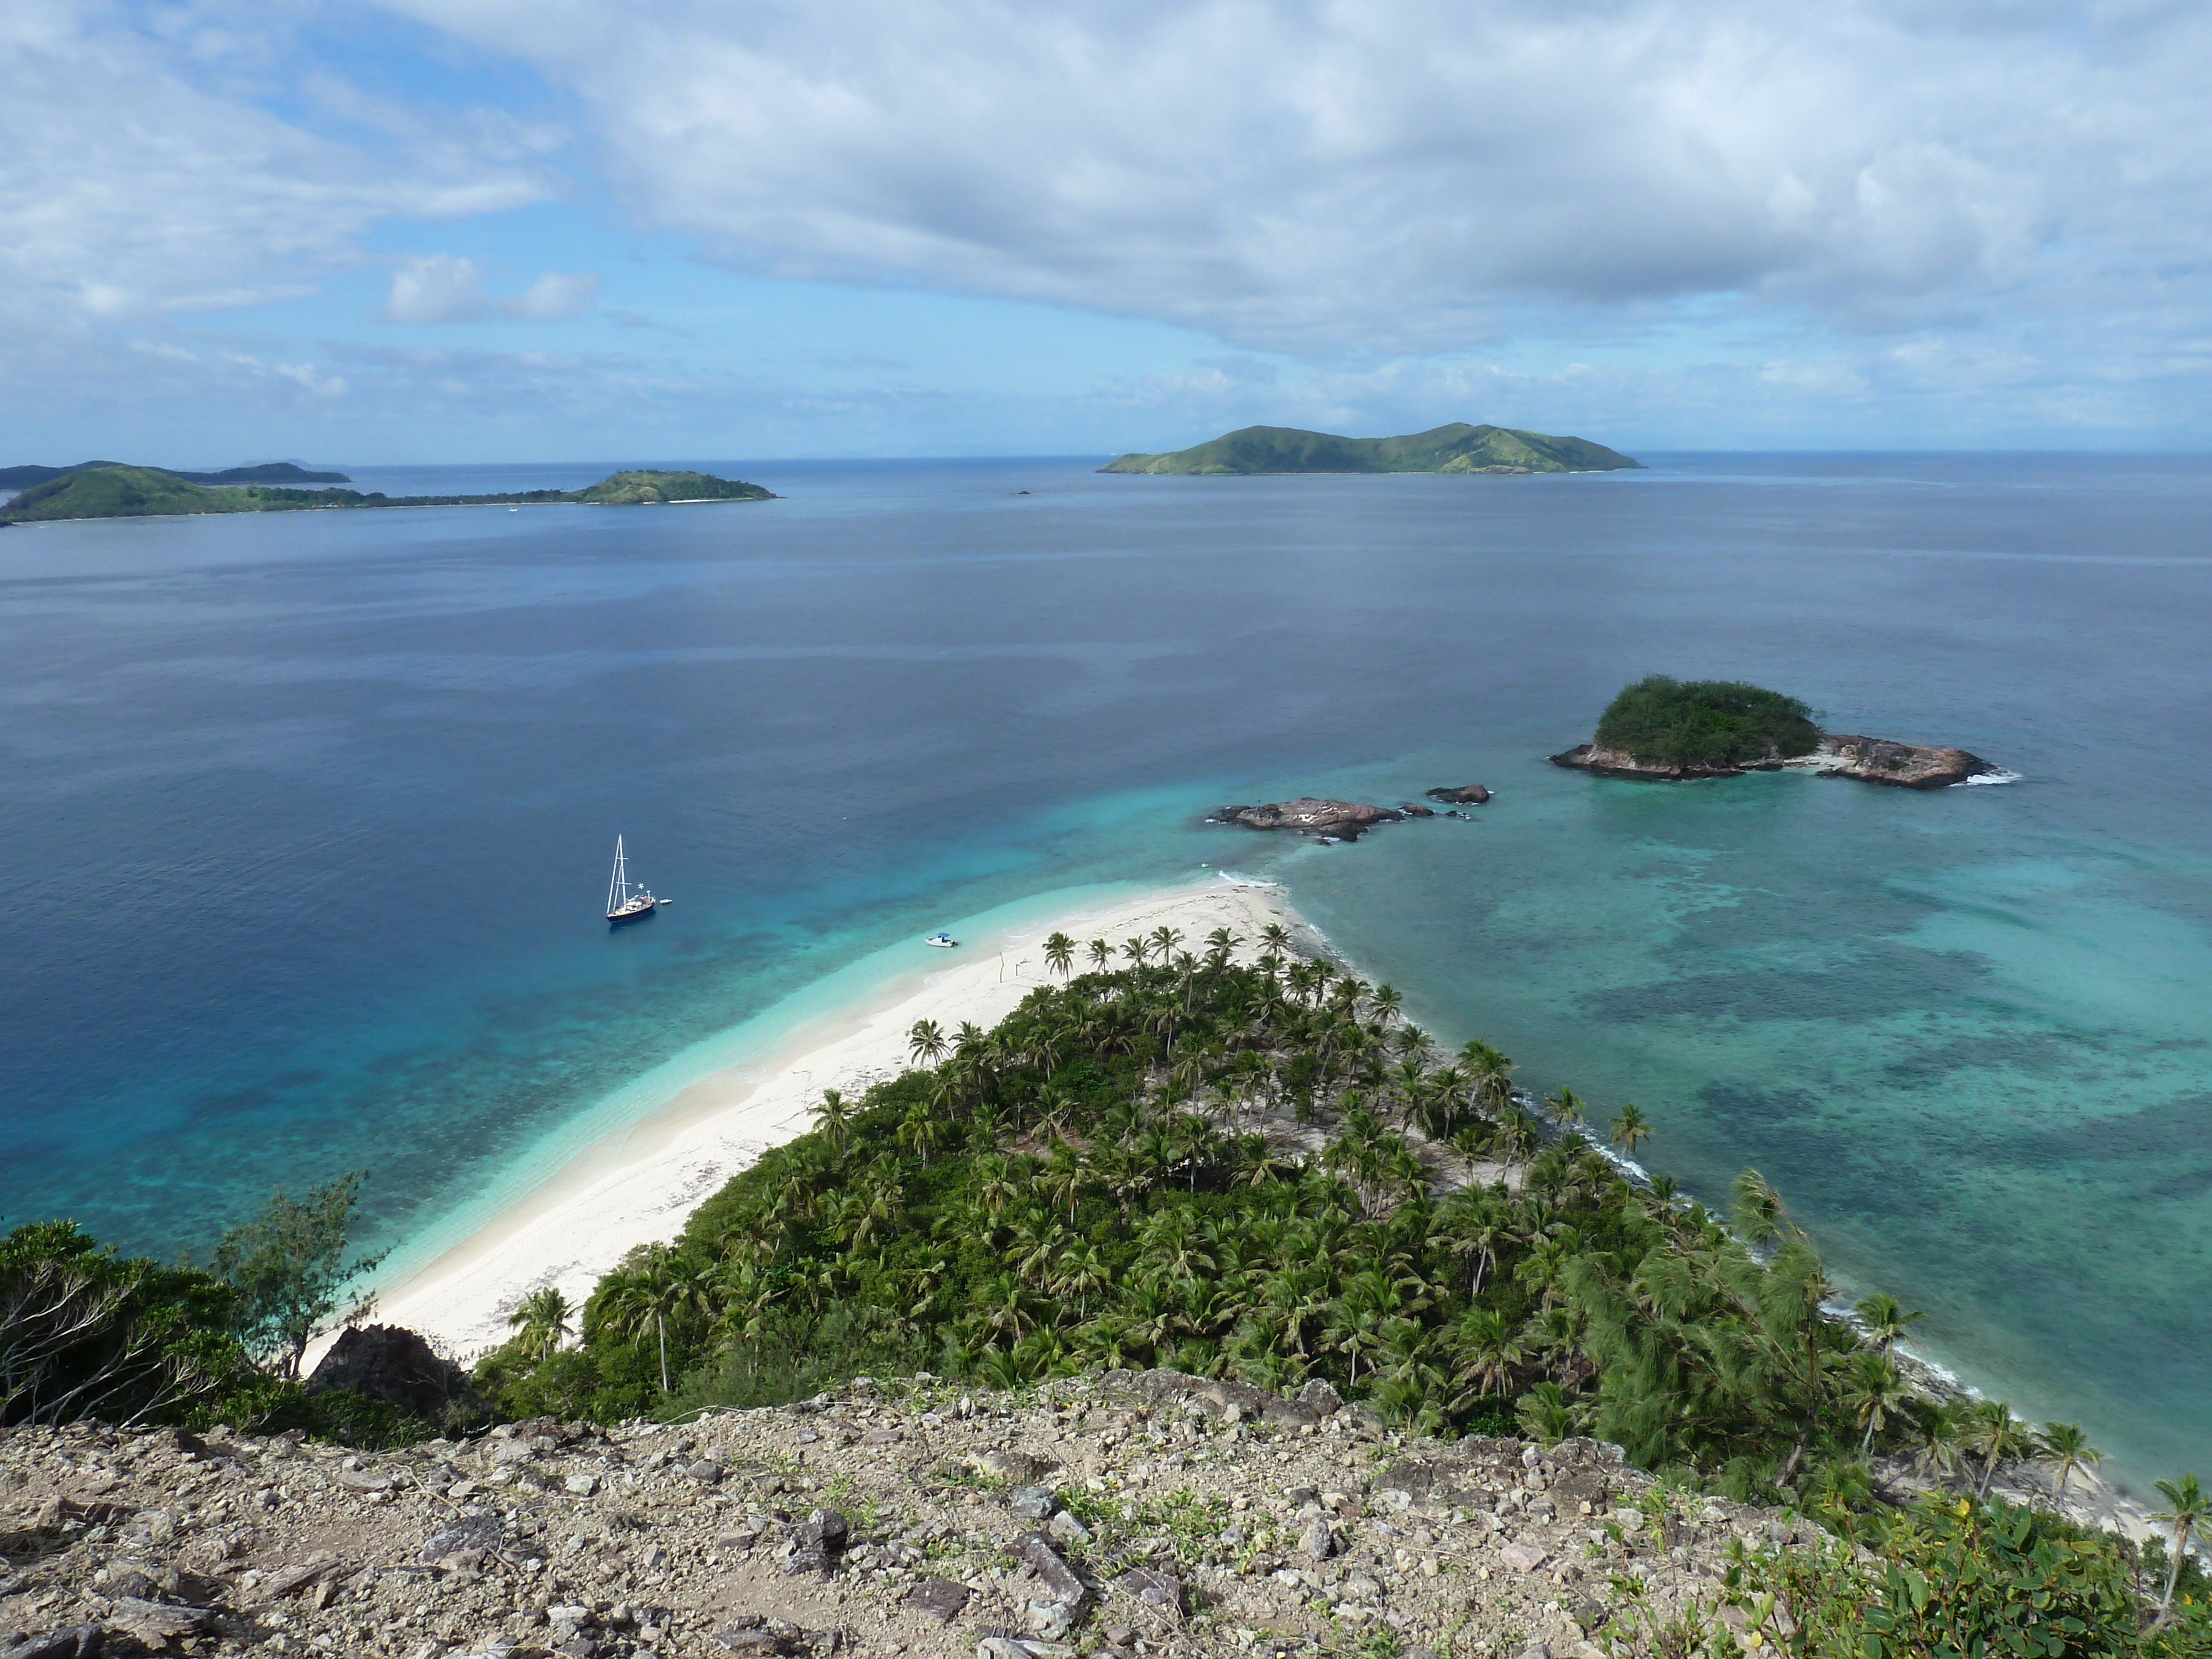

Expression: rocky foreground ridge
xmin=0 ymin=1368 xmax=1805 ymax=1659
xmin=1550 ymin=734 xmax=1995 ymax=790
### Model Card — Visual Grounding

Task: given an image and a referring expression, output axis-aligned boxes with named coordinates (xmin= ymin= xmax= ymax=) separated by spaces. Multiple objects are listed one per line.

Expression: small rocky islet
xmin=1548 ymin=676 xmax=1996 ymax=790
xmin=1207 ymin=787 xmax=1490 ymax=843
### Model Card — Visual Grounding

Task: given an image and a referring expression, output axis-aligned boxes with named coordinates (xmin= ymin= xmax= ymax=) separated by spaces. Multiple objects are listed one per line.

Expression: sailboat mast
xmin=608 ymin=835 xmax=628 ymax=913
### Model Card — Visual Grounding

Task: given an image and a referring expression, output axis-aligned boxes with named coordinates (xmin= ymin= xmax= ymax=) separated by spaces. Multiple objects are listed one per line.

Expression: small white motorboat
xmin=925 ymin=931 xmax=957 ymax=948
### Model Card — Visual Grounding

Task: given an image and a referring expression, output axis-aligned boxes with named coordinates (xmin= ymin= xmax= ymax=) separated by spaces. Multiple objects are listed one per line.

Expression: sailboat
xmin=605 ymin=834 xmax=662 ymax=924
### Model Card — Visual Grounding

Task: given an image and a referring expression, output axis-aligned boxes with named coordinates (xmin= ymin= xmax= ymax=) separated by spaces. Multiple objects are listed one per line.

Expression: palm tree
xmin=1087 ymin=938 xmax=1113 ymax=973
xmin=1121 ymin=936 xmax=1150 ymax=967
xmin=1053 ymin=1243 xmax=1110 ymax=1316
xmin=598 ymin=1247 xmax=714 ymax=1394
xmin=907 ymin=1019 xmax=949 ymax=1068
xmin=1608 ymin=1103 xmax=1652 ymax=1155
xmin=1852 ymin=1291 xmax=1925 ymax=1354
xmin=1913 ymin=1399 xmax=1970 ymax=1482
xmin=1548 ymin=1087 xmax=1587 ymax=1129
xmin=1042 ymin=931 xmax=1076 ymax=979
xmin=1260 ymin=922 xmax=1291 ymax=954
xmin=1968 ymin=1399 xmax=2030 ymax=1498
xmin=1370 ymin=984 xmax=1403 ymax=1026
xmin=1838 ymin=1349 xmax=1911 ymax=1455
xmin=1150 ymin=925 xmax=1184 ymax=963
xmin=2152 ymin=1473 xmax=2209 ymax=1619
xmin=508 ymin=1286 xmax=573 ymax=1361
xmin=2036 ymin=1422 xmax=2103 ymax=1500
xmin=810 ymin=1088 xmax=852 ymax=1155
xmin=1459 ymin=1040 xmax=1515 ymax=1115
xmin=1447 ymin=1306 xmax=1526 ymax=1398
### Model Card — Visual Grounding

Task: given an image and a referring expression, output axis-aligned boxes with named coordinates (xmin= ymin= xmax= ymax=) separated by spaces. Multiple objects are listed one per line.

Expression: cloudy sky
xmin=6 ymin=0 xmax=2210 ymax=462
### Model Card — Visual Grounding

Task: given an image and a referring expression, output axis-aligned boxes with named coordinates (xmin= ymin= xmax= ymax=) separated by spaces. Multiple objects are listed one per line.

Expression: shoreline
xmin=321 ymin=866 xmax=2187 ymax=1562
xmin=336 ymin=877 xmax=1303 ymax=1369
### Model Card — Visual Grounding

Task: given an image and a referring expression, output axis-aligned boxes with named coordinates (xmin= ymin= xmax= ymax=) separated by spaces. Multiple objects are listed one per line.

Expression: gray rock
xmin=1299 ymin=1519 xmax=1336 ymax=1561
xmin=715 ymin=1631 xmax=785 ymax=1655
xmin=1 ymin=1625 xmax=105 ymax=1659
xmin=421 ymin=1516 xmax=503 ymax=1564
xmin=687 ymin=1459 xmax=725 ymax=1484
xmin=1008 ymin=1485 xmax=1057 ymax=1520
xmin=1018 ymin=1534 xmax=1088 ymax=1606
xmin=978 ymin=1641 xmax=1031 ymax=1659
xmin=1499 ymin=1541 xmax=1551 ymax=1573
xmin=305 ymin=1324 xmax=486 ymax=1424
xmin=974 ymin=1449 xmax=1056 ymax=1484
xmin=905 ymin=1577 xmax=972 ymax=1625
xmin=1026 ymin=1601 xmax=1078 ymax=1640
xmin=1118 ymin=1564 xmax=1183 ymax=1614
xmin=564 ymin=1474 xmax=598 ymax=1496
xmin=1046 ymin=1507 xmax=1091 ymax=1545
xmin=1296 ymin=1380 xmax=1344 ymax=1417
xmin=796 ymin=1508 xmax=849 ymax=1552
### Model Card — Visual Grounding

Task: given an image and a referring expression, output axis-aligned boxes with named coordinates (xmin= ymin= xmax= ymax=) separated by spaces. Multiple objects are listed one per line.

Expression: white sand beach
xmin=352 ymin=879 xmax=1302 ymax=1366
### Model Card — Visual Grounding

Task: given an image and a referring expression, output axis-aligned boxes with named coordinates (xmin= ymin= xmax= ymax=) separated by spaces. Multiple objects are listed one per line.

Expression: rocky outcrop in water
xmin=1425 ymin=784 xmax=1490 ymax=805
xmin=1550 ymin=734 xmax=1994 ymax=790
xmin=0 ymin=1371 xmax=1806 ymax=1659
xmin=1208 ymin=799 xmax=1404 ymax=841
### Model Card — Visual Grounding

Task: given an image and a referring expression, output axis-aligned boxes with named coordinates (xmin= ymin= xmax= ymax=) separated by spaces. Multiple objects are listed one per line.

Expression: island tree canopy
xmin=1593 ymin=675 xmax=1821 ymax=768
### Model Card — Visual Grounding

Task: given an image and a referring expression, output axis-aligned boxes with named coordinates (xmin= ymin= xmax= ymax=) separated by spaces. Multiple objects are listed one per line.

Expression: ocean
xmin=4 ymin=451 xmax=2209 ymax=1492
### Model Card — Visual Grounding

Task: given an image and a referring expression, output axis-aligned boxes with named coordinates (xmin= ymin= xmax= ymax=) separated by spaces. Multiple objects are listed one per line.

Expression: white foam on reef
xmin=1956 ymin=769 xmax=2024 ymax=786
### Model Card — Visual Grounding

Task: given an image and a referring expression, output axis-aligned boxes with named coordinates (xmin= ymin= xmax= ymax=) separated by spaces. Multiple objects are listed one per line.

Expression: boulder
xmin=305 ymin=1325 xmax=484 ymax=1424
xmin=1425 ymin=784 xmax=1490 ymax=805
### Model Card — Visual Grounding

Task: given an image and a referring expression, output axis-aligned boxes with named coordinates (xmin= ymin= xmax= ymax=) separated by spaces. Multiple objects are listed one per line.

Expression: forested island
xmin=0 ymin=460 xmax=351 ymax=488
xmin=1100 ymin=422 xmax=1641 ymax=475
xmin=1552 ymin=675 xmax=1997 ymax=788
xmin=0 ymin=464 xmax=775 ymax=525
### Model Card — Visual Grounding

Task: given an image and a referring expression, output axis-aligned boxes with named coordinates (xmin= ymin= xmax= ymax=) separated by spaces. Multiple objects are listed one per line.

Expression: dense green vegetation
xmin=2 ymin=1178 xmax=461 ymax=1446
xmin=472 ymin=931 xmax=2071 ymax=1516
xmin=1612 ymin=1494 xmax=2212 ymax=1658
xmin=1100 ymin=422 xmax=1641 ymax=475
xmin=0 ymin=464 xmax=774 ymax=523
xmin=1592 ymin=675 xmax=1823 ymax=768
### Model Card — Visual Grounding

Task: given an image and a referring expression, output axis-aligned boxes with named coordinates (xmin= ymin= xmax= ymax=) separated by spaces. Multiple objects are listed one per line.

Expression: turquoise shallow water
xmin=3 ymin=452 xmax=2210 ymax=1493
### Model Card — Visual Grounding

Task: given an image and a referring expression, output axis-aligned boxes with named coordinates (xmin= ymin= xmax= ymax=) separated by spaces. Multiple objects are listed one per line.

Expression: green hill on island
xmin=1 ymin=463 xmax=775 ymax=524
xmin=1100 ymin=421 xmax=1640 ymax=475
xmin=1594 ymin=675 xmax=1821 ymax=768
xmin=0 ymin=459 xmax=351 ymax=488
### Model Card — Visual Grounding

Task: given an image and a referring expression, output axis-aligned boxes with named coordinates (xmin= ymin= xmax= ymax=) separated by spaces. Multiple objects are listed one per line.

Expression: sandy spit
xmin=346 ymin=879 xmax=1301 ymax=1367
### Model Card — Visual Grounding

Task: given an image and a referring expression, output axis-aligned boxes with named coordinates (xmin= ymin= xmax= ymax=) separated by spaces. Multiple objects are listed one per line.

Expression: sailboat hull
xmin=606 ymin=899 xmax=658 ymax=924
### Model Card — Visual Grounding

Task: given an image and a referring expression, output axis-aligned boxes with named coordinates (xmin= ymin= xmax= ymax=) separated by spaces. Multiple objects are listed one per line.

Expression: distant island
xmin=1551 ymin=675 xmax=1996 ymax=789
xmin=0 ymin=460 xmax=351 ymax=488
xmin=0 ymin=465 xmax=775 ymax=525
xmin=1100 ymin=421 xmax=1640 ymax=476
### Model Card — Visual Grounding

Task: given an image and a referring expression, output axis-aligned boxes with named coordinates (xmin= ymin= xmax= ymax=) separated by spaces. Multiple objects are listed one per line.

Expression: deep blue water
xmin=4 ymin=452 xmax=2210 ymax=1490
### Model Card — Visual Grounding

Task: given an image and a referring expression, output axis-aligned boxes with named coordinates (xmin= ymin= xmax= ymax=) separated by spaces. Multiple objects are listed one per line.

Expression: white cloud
xmin=0 ymin=0 xmax=553 ymax=343
xmin=381 ymin=254 xmax=494 ymax=324
xmin=502 ymin=270 xmax=600 ymax=321
xmin=377 ymin=0 xmax=2212 ymax=366
xmin=378 ymin=257 xmax=602 ymax=322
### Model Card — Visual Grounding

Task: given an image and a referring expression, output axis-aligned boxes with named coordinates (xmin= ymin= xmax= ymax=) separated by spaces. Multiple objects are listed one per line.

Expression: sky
xmin=5 ymin=0 xmax=2211 ymax=462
